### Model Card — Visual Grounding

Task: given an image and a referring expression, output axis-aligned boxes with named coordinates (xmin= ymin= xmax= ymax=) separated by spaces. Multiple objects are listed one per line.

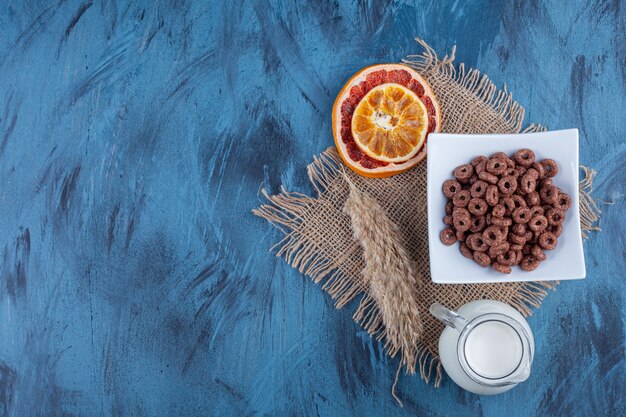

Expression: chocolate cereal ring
xmin=540 ymin=178 xmax=553 ymax=189
xmin=525 ymin=230 xmax=535 ymax=242
xmin=468 ymin=174 xmax=479 ymax=185
xmin=460 ymin=242 xmax=473 ymax=259
xmin=547 ymin=223 xmax=563 ymax=237
xmin=470 ymin=180 xmax=488 ymax=198
xmin=539 ymin=185 xmax=558 ymax=204
xmin=492 ymin=262 xmax=512 ymax=274
xmin=489 ymin=241 xmax=510 ymax=257
xmin=509 ymin=233 xmax=526 ymax=245
xmin=443 ymin=215 xmax=453 ymax=225
xmin=512 ymin=207 xmax=532 ymax=224
xmin=482 ymin=225 xmax=504 ymax=246
xmin=522 ymin=244 xmax=533 ymax=256
xmin=532 ymin=162 xmax=546 ymax=179
xmin=454 ymin=164 xmax=474 ymax=181
xmin=440 ymin=228 xmax=457 ymax=246
xmin=471 ymin=156 xmax=487 ymax=167
xmin=467 ymin=233 xmax=489 ymax=252
xmin=521 ymin=173 xmax=537 ymax=193
xmin=475 ymin=159 xmax=487 ymax=174
xmin=498 ymin=175 xmax=518 ymax=196
xmin=497 ymin=250 xmax=517 ymax=266
xmin=485 ymin=185 xmax=499 ymax=206
xmin=452 ymin=207 xmax=470 ymax=219
xmin=510 ymin=243 xmax=524 ymax=251
xmin=540 ymin=159 xmax=558 ymax=178
xmin=515 ymin=165 xmax=527 ymax=177
xmin=502 ymin=197 xmax=516 ymax=215
xmin=491 ymin=216 xmax=512 ymax=227
xmin=453 ymin=190 xmax=471 ymax=207
xmin=554 ymin=192 xmax=572 ymax=211
xmin=511 ymin=195 xmax=527 ymax=209
xmin=456 ymin=230 xmax=467 ymax=242
xmin=505 ymin=157 xmax=516 ymax=168
xmin=453 ymin=214 xmax=471 ymax=232
xmin=469 ymin=215 xmax=486 ymax=233
xmin=514 ymin=149 xmax=536 ymax=167
xmin=492 ymin=203 xmax=506 ymax=218
xmin=512 ymin=223 xmax=526 ymax=236
xmin=546 ymin=208 xmax=565 ymax=226
xmin=490 ymin=152 xmax=509 ymax=160
xmin=473 ymin=250 xmax=492 ymax=267
xmin=526 ymin=191 xmax=540 ymax=206
xmin=531 ymin=245 xmax=547 ymax=261
xmin=479 ymin=171 xmax=499 ymax=185
xmin=538 ymin=232 xmax=558 ymax=250
xmin=503 ymin=168 xmax=518 ymax=177
xmin=525 ymin=168 xmax=539 ymax=179
xmin=498 ymin=226 xmax=509 ymax=241
xmin=442 ymin=179 xmax=462 ymax=198
xmin=513 ymin=251 xmax=523 ymax=265
xmin=486 ymin=158 xmax=507 ymax=175
xmin=529 ymin=206 xmax=544 ymax=217
xmin=445 ymin=201 xmax=454 ymax=215
xmin=520 ymin=255 xmax=540 ymax=271
xmin=468 ymin=198 xmax=488 ymax=216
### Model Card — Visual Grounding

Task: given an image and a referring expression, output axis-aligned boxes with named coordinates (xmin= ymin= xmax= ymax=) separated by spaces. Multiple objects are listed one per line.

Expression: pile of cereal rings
xmin=440 ymin=149 xmax=572 ymax=274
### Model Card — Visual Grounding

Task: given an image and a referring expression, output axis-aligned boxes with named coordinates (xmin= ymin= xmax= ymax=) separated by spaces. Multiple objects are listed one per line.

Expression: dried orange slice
xmin=351 ymin=84 xmax=428 ymax=163
xmin=332 ymin=64 xmax=441 ymax=178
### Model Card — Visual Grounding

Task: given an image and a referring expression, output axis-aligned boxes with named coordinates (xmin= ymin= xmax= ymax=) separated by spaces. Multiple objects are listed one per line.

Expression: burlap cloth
xmin=253 ymin=39 xmax=601 ymax=386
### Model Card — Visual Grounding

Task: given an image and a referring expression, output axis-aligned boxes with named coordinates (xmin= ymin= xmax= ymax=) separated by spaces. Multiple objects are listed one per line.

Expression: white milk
xmin=464 ymin=320 xmax=523 ymax=379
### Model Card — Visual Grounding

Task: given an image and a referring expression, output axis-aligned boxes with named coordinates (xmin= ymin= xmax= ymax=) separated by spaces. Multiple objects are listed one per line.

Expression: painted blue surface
xmin=0 ymin=1 xmax=624 ymax=416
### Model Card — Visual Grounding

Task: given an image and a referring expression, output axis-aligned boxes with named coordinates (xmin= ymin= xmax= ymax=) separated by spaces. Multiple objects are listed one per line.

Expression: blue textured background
xmin=0 ymin=1 xmax=624 ymax=416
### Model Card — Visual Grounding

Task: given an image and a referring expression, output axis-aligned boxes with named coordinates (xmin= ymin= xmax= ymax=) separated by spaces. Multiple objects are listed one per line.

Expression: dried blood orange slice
xmin=332 ymin=64 xmax=441 ymax=178
xmin=351 ymin=84 xmax=428 ymax=163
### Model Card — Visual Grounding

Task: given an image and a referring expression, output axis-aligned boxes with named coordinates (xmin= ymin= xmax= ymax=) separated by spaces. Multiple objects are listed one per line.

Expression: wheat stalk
xmin=343 ymin=179 xmax=423 ymax=374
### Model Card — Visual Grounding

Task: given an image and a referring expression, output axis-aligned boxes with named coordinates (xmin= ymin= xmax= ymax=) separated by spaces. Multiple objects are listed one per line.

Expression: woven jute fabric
xmin=253 ymin=39 xmax=601 ymax=386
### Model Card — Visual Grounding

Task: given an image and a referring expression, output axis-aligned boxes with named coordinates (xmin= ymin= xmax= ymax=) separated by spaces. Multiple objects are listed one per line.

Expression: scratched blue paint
xmin=0 ymin=1 xmax=624 ymax=416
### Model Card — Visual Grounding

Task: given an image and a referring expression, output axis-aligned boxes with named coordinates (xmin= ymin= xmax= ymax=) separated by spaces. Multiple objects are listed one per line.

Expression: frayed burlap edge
xmin=253 ymin=38 xmax=602 ymax=387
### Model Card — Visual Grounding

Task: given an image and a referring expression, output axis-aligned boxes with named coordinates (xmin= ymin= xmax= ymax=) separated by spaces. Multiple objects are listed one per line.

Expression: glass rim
xmin=456 ymin=312 xmax=532 ymax=387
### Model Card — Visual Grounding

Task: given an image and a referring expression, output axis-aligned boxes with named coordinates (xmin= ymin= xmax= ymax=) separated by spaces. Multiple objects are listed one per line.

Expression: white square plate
xmin=427 ymin=129 xmax=586 ymax=284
